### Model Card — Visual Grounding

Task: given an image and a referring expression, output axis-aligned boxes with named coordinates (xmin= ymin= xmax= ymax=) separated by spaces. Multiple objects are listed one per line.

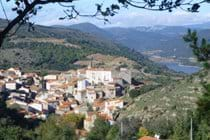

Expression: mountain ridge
xmin=65 ymin=22 xmax=210 ymax=65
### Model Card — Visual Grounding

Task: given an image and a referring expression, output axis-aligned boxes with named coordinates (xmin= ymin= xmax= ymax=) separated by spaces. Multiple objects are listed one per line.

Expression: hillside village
xmin=1 ymin=12 xmax=210 ymax=138
xmin=0 ymin=65 xmax=140 ymax=134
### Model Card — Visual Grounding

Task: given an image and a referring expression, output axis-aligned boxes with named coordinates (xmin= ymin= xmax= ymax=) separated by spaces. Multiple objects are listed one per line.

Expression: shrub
xmin=129 ymin=89 xmax=140 ymax=99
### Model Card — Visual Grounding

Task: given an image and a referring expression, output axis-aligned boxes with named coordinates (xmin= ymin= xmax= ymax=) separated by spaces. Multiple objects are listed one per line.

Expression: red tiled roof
xmin=93 ymin=99 xmax=105 ymax=108
xmin=0 ymin=82 xmax=5 ymax=86
xmin=97 ymin=113 xmax=112 ymax=121
xmin=59 ymin=101 xmax=72 ymax=108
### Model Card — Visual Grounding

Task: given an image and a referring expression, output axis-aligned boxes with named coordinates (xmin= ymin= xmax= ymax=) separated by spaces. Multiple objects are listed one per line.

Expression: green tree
xmin=195 ymin=120 xmax=210 ymax=140
xmin=106 ymin=125 xmax=120 ymax=140
xmin=0 ymin=97 xmax=37 ymax=140
xmin=87 ymin=118 xmax=110 ymax=140
xmin=183 ymin=30 xmax=210 ymax=139
xmin=170 ymin=118 xmax=189 ymax=140
xmin=39 ymin=70 xmax=48 ymax=77
xmin=129 ymin=89 xmax=140 ymax=99
xmin=143 ymin=118 xmax=173 ymax=139
xmin=36 ymin=115 xmax=76 ymax=140
xmin=61 ymin=113 xmax=84 ymax=129
xmin=197 ymin=84 xmax=210 ymax=121
xmin=0 ymin=125 xmax=24 ymax=140
xmin=129 ymin=85 xmax=158 ymax=99
xmin=136 ymin=127 xmax=149 ymax=138
xmin=183 ymin=30 xmax=210 ymax=69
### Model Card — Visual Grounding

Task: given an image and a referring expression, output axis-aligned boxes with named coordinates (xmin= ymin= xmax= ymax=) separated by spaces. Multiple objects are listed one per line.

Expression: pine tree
xmin=197 ymin=84 xmax=210 ymax=122
xmin=195 ymin=120 xmax=210 ymax=140
xmin=170 ymin=118 xmax=189 ymax=140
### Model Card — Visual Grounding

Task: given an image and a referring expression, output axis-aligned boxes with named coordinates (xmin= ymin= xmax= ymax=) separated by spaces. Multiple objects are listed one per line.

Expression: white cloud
xmin=1 ymin=1 xmax=210 ymax=27
xmin=97 ymin=9 xmax=210 ymax=27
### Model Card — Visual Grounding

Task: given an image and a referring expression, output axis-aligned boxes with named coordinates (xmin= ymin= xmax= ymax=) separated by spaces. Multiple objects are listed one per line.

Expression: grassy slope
xmin=120 ymin=70 xmax=209 ymax=123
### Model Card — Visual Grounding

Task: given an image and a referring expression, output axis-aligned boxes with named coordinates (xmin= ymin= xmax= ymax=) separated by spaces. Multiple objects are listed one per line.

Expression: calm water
xmin=161 ymin=62 xmax=201 ymax=74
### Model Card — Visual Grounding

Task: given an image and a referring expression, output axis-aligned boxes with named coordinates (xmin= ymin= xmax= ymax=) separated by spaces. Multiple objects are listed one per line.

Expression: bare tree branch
xmin=0 ymin=0 xmax=209 ymax=47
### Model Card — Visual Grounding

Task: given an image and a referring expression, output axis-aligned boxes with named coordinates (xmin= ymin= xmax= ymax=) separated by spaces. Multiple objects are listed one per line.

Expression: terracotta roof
xmin=50 ymin=80 xmax=63 ymax=83
xmin=93 ymin=99 xmax=105 ymax=108
xmin=108 ymin=106 xmax=115 ymax=110
xmin=86 ymin=87 xmax=95 ymax=91
xmin=18 ymin=109 xmax=27 ymax=114
xmin=85 ymin=112 xmax=96 ymax=122
xmin=0 ymin=82 xmax=5 ymax=86
xmin=59 ymin=105 xmax=70 ymax=109
xmin=58 ymin=84 xmax=68 ymax=89
xmin=106 ymin=98 xmax=123 ymax=103
xmin=10 ymin=75 xmax=19 ymax=79
xmin=70 ymin=77 xmax=79 ymax=82
xmin=97 ymin=113 xmax=112 ymax=121
xmin=24 ymin=73 xmax=37 ymax=77
xmin=85 ymin=117 xmax=92 ymax=122
xmin=61 ymin=101 xmax=72 ymax=105
xmin=139 ymin=136 xmax=158 ymax=140
xmin=76 ymin=89 xmax=86 ymax=93
xmin=30 ymin=85 xmax=40 ymax=91
xmin=87 ymin=91 xmax=96 ymax=94
xmin=77 ymin=69 xmax=86 ymax=74
xmin=67 ymin=81 xmax=77 ymax=86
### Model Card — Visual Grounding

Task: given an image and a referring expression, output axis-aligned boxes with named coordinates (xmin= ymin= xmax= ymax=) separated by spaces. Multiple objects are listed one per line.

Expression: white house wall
xmin=86 ymin=70 xmax=113 ymax=85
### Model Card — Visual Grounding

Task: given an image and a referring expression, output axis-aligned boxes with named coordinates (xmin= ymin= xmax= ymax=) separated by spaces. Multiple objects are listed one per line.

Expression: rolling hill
xmin=118 ymin=70 xmax=210 ymax=136
xmin=65 ymin=22 xmax=112 ymax=39
xmin=0 ymin=19 xmax=172 ymax=76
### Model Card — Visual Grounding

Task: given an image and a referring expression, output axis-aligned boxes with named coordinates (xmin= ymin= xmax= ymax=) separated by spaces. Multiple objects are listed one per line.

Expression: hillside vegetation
xmin=0 ymin=19 xmax=172 ymax=76
xmin=119 ymin=70 xmax=209 ymax=125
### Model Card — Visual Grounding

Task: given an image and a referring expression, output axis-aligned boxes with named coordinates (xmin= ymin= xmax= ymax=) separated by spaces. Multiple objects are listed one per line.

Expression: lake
xmin=160 ymin=62 xmax=201 ymax=74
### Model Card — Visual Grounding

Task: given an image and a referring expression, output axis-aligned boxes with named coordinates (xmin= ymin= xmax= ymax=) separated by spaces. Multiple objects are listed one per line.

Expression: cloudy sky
xmin=0 ymin=0 xmax=210 ymax=27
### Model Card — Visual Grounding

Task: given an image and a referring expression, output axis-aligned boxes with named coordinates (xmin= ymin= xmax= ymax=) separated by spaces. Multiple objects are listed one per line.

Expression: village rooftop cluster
xmin=0 ymin=66 xmax=139 ymax=132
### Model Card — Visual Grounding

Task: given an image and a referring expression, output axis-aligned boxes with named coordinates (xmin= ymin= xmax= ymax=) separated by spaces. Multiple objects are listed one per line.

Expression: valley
xmin=0 ymin=18 xmax=209 ymax=139
xmin=68 ymin=22 xmax=210 ymax=74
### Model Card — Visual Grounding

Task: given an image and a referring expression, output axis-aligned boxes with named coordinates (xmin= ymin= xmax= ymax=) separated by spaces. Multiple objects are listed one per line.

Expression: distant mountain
xmin=65 ymin=22 xmax=210 ymax=64
xmin=133 ymin=25 xmax=187 ymax=36
xmin=185 ymin=22 xmax=210 ymax=29
xmin=198 ymin=29 xmax=210 ymax=38
xmin=104 ymin=26 xmax=193 ymax=58
xmin=61 ymin=22 xmax=192 ymax=58
xmin=63 ymin=23 xmax=112 ymax=40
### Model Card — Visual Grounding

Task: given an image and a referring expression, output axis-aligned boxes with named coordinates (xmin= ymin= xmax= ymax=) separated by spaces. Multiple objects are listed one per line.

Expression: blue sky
xmin=1 ymin=0 xmax=210 ymax=27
